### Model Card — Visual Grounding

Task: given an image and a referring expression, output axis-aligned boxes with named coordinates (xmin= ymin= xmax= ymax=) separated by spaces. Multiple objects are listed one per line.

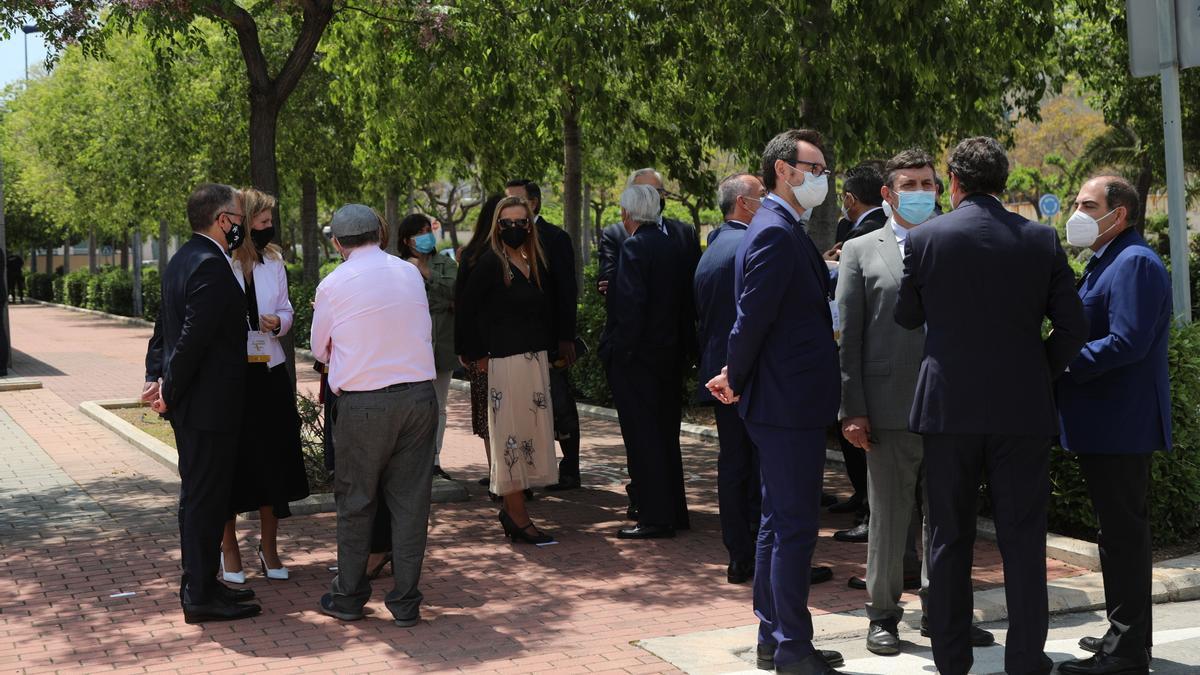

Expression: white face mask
xmin=787 ymin=170 xmax=828 ymax=210
xmin=882 ymin=200 xmax=893 ymax=220
xmin=1065 ymin=208 xmax=1118 ymax=247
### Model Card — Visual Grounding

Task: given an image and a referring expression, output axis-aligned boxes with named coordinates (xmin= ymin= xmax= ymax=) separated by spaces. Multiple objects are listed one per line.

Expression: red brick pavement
xmin=1 ymin=304 xmax=1087 ymax=673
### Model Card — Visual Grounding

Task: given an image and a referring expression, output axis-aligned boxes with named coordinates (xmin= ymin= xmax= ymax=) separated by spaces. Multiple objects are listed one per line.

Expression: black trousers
xmin=923 ymin=433 xmax=1053 ymax=675
xmin=1078 ymin=453 xmax=1153 ymax=660
xmin=609 ymin=357 xmax=687 ymax=527
xmin=173 ymin=424 xmax=238 ymax=605
xmin=713 ymin=403 xmax=760 ymax=564
xmin=837 ymin=435 xmax=868 ymax=505
xmin=548 ymin=365 xmax=581 ymax=479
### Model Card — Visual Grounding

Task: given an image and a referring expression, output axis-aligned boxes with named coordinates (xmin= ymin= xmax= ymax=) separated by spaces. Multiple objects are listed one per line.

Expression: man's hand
xmin=822 ymin=244 xmax=842 ymax=262
xmin=556 ymin=340 xmax=577 ymax=367
xmin=597 ymin=279 xmax=609 ymax=295
xmin=150 ymin=378 xmax=168 ymax=414
xmin=475 ymin=357 xmax=489 ymax=373
xmin=841 ymin=416 xmax=873 ymax=451
xmin=705 ymin=366 xmax=740 ymax=405
xmin=140 ymin=380 xmax=160 ymax=404
xmin=259 ymin=314 xmax=281 ymax=333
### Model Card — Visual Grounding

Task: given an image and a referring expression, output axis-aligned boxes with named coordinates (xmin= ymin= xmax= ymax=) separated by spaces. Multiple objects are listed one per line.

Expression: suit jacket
xmin=836 ymin=221 xmax=926 ymax=429
xmin=693 ymin=220 xmax=748 ymax=404
xmin=727 ymin=198 xmax=840 ymax=429
xmin=146 ymin=233 xmax=247 ymax=432
xmin=535 ymin=216 xmax=578 ymax=346
xmin=599 ymin=223 xmax=684 ymax=366
xmin=894 ymin=195 xmax=1087 ymax=436
xmin=843 ymin=206 xmax=888 ymax=242
xmin=1057 ymin=228 xmax=1172 ymax=454
xmin=598 ymin=222 xmax=627 ymax=285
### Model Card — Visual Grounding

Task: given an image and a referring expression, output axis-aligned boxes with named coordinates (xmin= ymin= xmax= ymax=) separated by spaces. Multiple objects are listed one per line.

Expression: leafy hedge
xmin=25 ymin=272 xmax=55 ymax=301
xmin=26 ymin=266 xmax=160 ymax=322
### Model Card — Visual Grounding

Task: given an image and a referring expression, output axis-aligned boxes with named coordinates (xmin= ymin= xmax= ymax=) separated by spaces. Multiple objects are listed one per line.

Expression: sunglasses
xmin=498 ymin=218 xmax=530 ymax=229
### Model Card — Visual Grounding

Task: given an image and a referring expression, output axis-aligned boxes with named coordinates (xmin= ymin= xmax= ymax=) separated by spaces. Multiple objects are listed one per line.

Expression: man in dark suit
xmin=695 ymin=173 xmax=766 ymax=581
xmin=1056 ymin=176 xmax=1171 ymax=675
xmin=504 ymin=180 xmax=583 ymax=491
xmin=894 ymin=137 xmax=1087 ymax=675
xmin=141 ymin=183 xmax=260 ymax=623
xmin=6 ymin=251 xmax=24 ymax=303
xmin=708 ymin=129 xmax=844 ymax=675
xmin=600 ymin=184 xmax=688 ymax=539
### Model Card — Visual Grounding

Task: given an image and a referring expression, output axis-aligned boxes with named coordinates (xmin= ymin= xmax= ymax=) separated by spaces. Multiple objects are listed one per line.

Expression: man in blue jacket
xmin=708 ymin=129 xmax=842 ymax=675
xmin=1056 ymin=176 xmax=1171 ymax=675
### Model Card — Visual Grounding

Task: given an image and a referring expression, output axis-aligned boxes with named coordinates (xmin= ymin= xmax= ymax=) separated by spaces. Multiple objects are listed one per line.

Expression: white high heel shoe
xmin=219 ymin=549 xmax=246 ymax=584
xmin=258 ymin=547 xmax=289 ymax=580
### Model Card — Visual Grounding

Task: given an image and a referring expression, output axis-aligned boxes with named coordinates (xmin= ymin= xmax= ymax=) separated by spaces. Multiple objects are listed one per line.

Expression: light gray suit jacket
xmin=836 ymin=221 xmax=926 ymax=430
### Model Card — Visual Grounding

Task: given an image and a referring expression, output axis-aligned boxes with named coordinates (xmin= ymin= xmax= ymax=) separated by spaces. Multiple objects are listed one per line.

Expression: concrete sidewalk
xmin=1 ymin=303 xmax=1090 ymax=674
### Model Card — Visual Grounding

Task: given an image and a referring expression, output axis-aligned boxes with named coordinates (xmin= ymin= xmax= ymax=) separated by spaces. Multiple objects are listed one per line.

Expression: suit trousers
xmin=838 ymin=435 xmax=869 ymax=505
xmin=173 ymin=424 xmax=238 ymax=605
xmin=329 ymin=381 xmax=436 ymax=621
xmin=549 ymin=364 xmax=581 ymax=479
xmin=745 ymin=423 xmax=826 ymax=669
xmin=713 ymin=403 xmax=761 ymax=565
xmin=865 ymin=429 xmax=929 ymax=622
xmin=609 ymin=358 xmax=687 ymax=527
xmin=923 ymin=434 xmax=1053 ymax=675
xmin=1078 ymin=453 xmax=1153 ymax=660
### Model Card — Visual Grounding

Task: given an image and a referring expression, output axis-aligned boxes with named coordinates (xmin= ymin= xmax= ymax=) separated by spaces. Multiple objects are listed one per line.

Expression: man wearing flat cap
xmin=311 ymin=204 xmax=439 ymax=628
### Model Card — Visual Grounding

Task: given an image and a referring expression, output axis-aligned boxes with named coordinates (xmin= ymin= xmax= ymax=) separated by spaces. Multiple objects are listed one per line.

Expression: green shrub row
xmin=25 ymin=267 xmax=161 ymax=323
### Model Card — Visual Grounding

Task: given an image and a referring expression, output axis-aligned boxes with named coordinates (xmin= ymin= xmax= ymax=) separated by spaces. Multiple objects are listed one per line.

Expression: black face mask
xmin=499 ymin=227 xmax=529 ymax=249
xmin=224 ymin=217 xmax=246 ymax=252
xmin=250 ymin=226 xmax=275 ymax=250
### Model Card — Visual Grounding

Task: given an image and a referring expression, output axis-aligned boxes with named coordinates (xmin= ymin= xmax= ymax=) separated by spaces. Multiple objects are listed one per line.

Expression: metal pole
xmin=1158 ymin=0 xmax=1192 ymax=322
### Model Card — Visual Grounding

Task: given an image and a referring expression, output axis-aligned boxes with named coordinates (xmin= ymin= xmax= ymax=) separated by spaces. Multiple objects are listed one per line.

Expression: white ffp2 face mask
xmin=789 ymin=171 xmax=829 ymax=210
xmin=1065 ymin=208 xmax=1118 ymax=247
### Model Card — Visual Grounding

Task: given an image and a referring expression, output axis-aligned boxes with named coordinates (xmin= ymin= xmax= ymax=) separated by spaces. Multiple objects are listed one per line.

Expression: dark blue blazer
xmin=894 ymin=195 xmax=1087 ymax=436
xmin=693 ymin=220 xmax=748 ymax=404
xmin=598 ymin=223 xmax=684 ymax=366
xmin=1056 ymin=229 xmax=1172 ymax=454
xmin=726 ymin=198 xmax=839 ymax=429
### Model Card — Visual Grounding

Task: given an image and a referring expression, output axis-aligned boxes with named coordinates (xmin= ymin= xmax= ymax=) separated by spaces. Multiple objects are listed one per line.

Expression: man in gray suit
xmin=837 ymin=149 xmax=994 ymax=655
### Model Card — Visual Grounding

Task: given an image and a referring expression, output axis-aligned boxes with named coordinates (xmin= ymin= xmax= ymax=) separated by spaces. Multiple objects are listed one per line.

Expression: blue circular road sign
xmin=1039 ymin=193 xmax=1061 ymax=217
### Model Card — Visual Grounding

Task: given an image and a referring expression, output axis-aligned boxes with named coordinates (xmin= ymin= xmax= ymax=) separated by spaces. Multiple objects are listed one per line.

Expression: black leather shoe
xmin=545 ymin=475 xmax=581 ymax=491
xmin=1079 ymin=636 xmax=1152 ymax=662
xmin=920 ymin=617 xmax=995 ymax=646
xmin=727 ymin=560 xmax=754 ymax=584
xmin=216 ymin=583 xmax=255 ymax=602
xmin=617 ymin=524 xmax=675 ymax=539
xmin=847 ymin=574 xmax=920 ymax=590
xmin=866 ymin=620 xmax=900 ymax=655
xmin=1058 ymin=652 xmax=1150 ymax=675
xmin=833 ymin=522 xmax=868 ymax=543
xmin=827 ymin=495 xmax=863 ymax=514
xmin=810 ymin=566 xmax=833 ymax=584
xmin=775 ymin=652 xmax=845 ymax=674
xmin=433 ymin=465 xmax=453 ymax=481
xmin=626 ymin=505 xmax=639 ymax=521
xmin=317 ymin=592 xmax=364 ymax=621
xmin=182 ymin=596 xmax=261 ymax=624
xmin=756 ymin=646 xmax=844 ymax=671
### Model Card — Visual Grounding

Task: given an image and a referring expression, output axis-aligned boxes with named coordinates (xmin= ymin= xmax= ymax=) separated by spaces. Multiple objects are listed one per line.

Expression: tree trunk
xmin=30 ymin=247 xmax=36 ymax=274
xmin=561 ymin=89 xmax=584 ymax=292
xmin=581 ymin=184 xmax=592 ymax=266
xmin=45 ymin=247 xmax=52 ymax=274
xmin=120 ymin=231 xmax=128 ymax=271
xmin=88 ymin=226 xmax=97 ymax=273
xmin=248 ymin=99 xmax=281 ymax=200
xmin=384 ymin=185 xmax=400 ymax=255
xmin=158 ymin=218 xmax=169 ymax=276
xmin=62 ymin=241 xmax=70 ymax=274
xmin=301 ymin=172 xmax=319 ymax=284
xmin=132 ymin=228 xmax=143 ymax=317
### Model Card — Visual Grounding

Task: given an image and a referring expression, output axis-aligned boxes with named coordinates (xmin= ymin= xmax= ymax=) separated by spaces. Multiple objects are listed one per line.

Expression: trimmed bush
xmin=318 ymin=260 xmax=340 ymax=280
xmin=289 ymin=280 xmax=316 ymax=350
xmin=141 ymin=267 xmax=161 ymax=323
xmin=573 ymin=261 xmax=611 ymax=405
xmin=25 ymin=272 xmax=55 ymax=301
xmin=63 ymin=269 xmax=89 ymax=306
xmin=51 ymin=275 xmax=65 ymax=303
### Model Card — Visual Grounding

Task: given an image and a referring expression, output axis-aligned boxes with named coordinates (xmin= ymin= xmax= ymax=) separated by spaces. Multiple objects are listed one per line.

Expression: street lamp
xmin=22 ymin=24 xmax=40 ymax=82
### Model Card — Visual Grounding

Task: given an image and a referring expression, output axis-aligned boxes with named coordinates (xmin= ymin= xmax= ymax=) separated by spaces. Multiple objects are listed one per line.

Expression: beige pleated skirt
xmin=487 ymin=351 xmax=557 ymax=495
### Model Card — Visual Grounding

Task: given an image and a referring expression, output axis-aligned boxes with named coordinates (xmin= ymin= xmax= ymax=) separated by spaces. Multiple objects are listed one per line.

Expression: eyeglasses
xmin=221 ymin=211 xmax=244 ymax=225
xmin=786 ymin=159 xmax=831 ymax=177
xmin=498 ymin=218 xmax=530 ymax=229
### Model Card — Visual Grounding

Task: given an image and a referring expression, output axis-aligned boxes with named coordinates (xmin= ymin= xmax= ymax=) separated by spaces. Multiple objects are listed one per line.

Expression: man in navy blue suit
xmin=1056 ymin=176 xmax=1171 ymax=675
xmin=708 ymin=129 xmax=843 ymax=675
xmin=894 ymin=137 xmax=1087 ymax=675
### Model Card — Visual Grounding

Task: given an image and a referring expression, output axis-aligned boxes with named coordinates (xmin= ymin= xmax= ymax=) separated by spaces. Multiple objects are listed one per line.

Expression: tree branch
xmin=337 ymin=3 xmax=424 ymax=27
xmin=272 ymin=0 xmax=335 ymax=105
xmin=204 ymin=2 xmax=271 ymax=92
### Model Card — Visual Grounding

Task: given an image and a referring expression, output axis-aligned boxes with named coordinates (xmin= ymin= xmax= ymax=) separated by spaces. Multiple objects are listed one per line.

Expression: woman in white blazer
xmin=220 ymin=188 xmax=310 ymax=583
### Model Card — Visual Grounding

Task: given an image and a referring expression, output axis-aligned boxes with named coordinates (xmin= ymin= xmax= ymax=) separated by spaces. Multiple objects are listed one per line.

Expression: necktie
xmin=1077 ymin=255 xmax=1099 ymax=289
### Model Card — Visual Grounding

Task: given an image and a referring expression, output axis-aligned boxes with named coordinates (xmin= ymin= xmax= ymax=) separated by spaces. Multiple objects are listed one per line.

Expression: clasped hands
xmin=140 ymin=378 xmax=168 ymax=414
xmin=705 ymin=366 xmax=739 ymax=405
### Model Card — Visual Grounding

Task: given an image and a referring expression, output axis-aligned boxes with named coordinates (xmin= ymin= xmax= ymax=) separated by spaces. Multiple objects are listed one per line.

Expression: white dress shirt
xmin=891 ymin=217 xmax=912 ymax=259
xmin=233 ymin=256 xmax=294 ymax=369
xmin=311 ymin=245 xmax=435 ymax=394
xmin=765 ymin=192 xmax=803 ymax=224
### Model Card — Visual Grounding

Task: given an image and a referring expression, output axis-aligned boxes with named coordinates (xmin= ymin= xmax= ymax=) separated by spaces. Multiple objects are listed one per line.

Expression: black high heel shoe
xmin=498 ymin=510 xmax=555 ymax=545
xmin=366 ymin=552 xmax=393 ymax=580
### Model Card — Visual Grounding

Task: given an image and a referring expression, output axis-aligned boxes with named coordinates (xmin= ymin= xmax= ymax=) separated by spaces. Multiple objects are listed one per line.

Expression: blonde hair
xmin=489 ymin=196 xmax=545 ymax=287
xmin=233 ymin=188 xmax=282 ymax=279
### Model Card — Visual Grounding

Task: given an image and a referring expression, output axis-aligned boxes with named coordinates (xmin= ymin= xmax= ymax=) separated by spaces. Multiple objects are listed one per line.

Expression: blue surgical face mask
xmin=895 ymin=190 xmax=936 ymax=225
xmin=413 ymin=232 xmax=437 ymax=254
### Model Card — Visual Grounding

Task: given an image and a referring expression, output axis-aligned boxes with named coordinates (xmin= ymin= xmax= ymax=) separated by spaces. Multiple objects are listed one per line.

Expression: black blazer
xmin=895 ymin=195 xmax=1087 ymax=436
xmin=842 ymin=206 xmax=887 ymax=243
xmin=598 ymin=217 xmax=699 ymax=283
xmin=599 ymin=223 xmax=684 ymax=365
xmin=598 ymin=222 xmax=627 ymax=285
xmin=535 ymin=216 xmax=578 ymax=345
xmin=693 ymin=220 xmax=748 ymax=403
xmin=146 ymin=234 xmax=247 ymax=432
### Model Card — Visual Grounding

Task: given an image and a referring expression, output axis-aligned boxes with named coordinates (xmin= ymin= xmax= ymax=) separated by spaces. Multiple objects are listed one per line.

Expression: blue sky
xmin=0 ymin=30 xmax=50 ymax=87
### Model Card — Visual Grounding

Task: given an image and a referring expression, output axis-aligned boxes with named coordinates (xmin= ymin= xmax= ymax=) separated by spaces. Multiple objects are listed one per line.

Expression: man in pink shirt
xmin=311 ymin=204 xmax=438 ymax=627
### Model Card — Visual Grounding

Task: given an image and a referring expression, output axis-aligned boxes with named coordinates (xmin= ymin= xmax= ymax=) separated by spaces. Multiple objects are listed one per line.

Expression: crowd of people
xmin=141 ymin=128 xmax=1169 ymax=675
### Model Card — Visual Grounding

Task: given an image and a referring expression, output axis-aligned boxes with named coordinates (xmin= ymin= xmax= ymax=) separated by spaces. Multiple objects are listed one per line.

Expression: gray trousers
xmin=330 ymin=381 xmax=437 ymax=620
xmin=865 ymin=428 xmax=930 ymax=623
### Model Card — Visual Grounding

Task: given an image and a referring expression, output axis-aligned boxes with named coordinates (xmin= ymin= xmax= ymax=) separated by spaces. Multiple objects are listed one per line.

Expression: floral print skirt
xmin=487 ymin=351 xmax=556 ymax=496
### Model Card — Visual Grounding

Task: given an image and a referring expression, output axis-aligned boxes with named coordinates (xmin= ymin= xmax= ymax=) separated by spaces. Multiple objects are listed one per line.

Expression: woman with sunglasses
xmin=457 ymin=196 xmax=556 ymax=544
xmin=221 ymin=188 xmax=310 ymax=583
